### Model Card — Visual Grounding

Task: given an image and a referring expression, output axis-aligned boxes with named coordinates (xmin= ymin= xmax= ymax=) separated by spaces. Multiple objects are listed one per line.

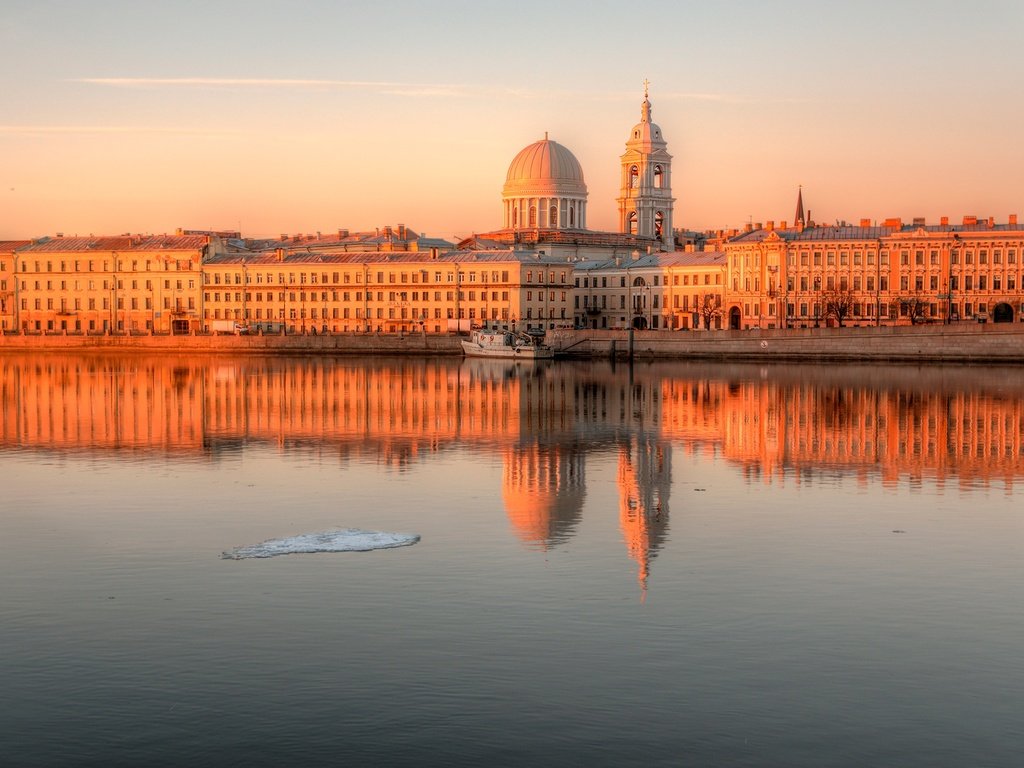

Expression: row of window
xmin=20 ymin=297 xmax=194 ymax=311
xmin=204 ymin=290 xmax=520 ymax=304
xmin=19 ymin=279 xmax=194 ymax=292
xmin=17 ymin=260 xmax=193 ymax=272
xmin=203 ymin=269 xmax=558 ymax=286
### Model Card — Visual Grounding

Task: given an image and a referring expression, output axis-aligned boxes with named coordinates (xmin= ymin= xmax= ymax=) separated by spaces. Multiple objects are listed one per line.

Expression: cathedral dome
xmin=501 ymin=134 xmax=589 ymax=230
xmin=503 ymin=135 xmax=588 ymax=198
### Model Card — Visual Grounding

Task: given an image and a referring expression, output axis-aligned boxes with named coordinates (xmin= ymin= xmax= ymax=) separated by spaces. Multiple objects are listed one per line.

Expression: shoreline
xmin=4 ymin=324 xmax=1024 ymax=363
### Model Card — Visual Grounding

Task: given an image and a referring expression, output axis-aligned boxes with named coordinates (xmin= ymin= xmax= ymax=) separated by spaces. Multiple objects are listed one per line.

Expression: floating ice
xmin=222 ymin=528 xmax=420 ymax=559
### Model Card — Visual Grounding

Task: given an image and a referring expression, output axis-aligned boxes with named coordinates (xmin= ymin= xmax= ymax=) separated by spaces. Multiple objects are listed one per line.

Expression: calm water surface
xmin=1 ymin=353 xmax=1023 ymax=767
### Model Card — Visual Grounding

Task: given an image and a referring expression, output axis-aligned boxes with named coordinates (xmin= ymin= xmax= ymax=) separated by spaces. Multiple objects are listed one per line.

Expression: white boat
xmin=460 ymin=329 xmax=554 ymax=359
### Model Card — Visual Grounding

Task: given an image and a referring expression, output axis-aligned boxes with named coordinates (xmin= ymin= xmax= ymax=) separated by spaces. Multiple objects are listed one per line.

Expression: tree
xmin=820 ymin=288 xmax=856 ymax=327
xmin=891 ymin=295 xmax=929 ymax=324
xmin=697 ymin=293 xmax=722 ymax=330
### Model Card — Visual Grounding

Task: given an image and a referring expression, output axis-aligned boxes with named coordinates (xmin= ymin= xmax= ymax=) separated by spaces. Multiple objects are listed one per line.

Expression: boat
xmin=460 ymin=329 xmax=554 ymax=359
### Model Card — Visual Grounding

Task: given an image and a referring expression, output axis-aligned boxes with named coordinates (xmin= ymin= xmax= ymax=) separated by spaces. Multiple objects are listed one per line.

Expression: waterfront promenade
xmin=4 ymin=324 xmax=1024 ymax=363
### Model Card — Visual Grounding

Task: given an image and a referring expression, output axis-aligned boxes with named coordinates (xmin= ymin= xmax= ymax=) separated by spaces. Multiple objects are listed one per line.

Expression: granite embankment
xmin=3 ymin=324 xmax=1024 ymax=362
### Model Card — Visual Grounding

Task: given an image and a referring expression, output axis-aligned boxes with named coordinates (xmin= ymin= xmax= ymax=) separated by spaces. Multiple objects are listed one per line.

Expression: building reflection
xmin=3 ymin=355 xmax=1023 ymax=594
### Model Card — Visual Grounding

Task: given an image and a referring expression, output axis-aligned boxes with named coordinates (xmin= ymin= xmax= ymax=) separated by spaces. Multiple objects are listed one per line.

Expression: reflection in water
xmin=3 ymin=353 xmax=1024 ymax=592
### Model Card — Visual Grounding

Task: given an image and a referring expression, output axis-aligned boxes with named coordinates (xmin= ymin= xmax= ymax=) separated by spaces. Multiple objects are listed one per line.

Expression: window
xmin=653 ymin=165 xmax=663 ymax=188
xmin=629 ymin=165 xmax=639 ymax=188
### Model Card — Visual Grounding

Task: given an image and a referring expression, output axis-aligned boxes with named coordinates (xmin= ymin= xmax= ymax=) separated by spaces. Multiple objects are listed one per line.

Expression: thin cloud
xmin=73 ymin=77 xmax=467 ymax=96
xmin=0 ymin=124 xmax=239 ymax=136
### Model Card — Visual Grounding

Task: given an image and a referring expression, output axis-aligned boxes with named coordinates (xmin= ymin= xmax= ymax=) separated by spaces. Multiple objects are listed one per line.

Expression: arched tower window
xmin=654 ymin=165 xmax=663 ymax=189
xmin=630 ymin=165 xmax=639 ymax=189
xmin=549 ymin=205 xmax=558 ymax=228
xmin=628 ymin=211 xmax=637 ymax=235
xmin=529 ymin=205 xmax=537 ymax=228
xmin=655 ymin=211 xmax=664 ymax=239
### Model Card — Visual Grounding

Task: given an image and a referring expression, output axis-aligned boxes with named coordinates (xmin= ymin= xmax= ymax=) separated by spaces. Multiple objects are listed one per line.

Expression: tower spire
xmin=641 ymin=78 xmax=651 ymax=122
xmin=795 ymin=185 xmax=805 ymax=226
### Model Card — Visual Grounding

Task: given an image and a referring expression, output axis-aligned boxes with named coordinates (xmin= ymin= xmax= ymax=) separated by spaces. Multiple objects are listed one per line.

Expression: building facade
xmin=11 ymin=235 xmax=213 ymax=334
xmin=722 ymin=215 xmax=1024 ymax=329
xmin=201 ymin=250 xmax=574 ymax=334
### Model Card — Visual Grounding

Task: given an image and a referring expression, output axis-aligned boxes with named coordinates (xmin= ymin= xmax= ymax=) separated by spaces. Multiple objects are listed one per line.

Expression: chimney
xmin=398 ymin=223 xmax=407 ymax=240
xmin=963 ymin=215 xmax=977 ymax=226
xmin=316 ymin=231 xmax=321 ymax=240
xmin=280 ymin=234 xmax=288 ymax=241
xmin=1010 ymin=214 xmax=1018 ymax=226
xmin=912 ymin=217 xmax=926 ymax=227
xmin=860 ymin=218 xmax=871 ymax=227
xmin=988 ymin=216 xmax=995 ymax=228
xmin=940 ymin=216 xmax=949 ymax=226
xmin=766 ymin=220 xmax=775 ymax=231
xmin=338 ymin=229 xmax=349 ymax=238
xmin=781 ymin=221 xmax=788 ymax=230
xmin=384 ymin=226 xmax=393 ymax=240
xmin=430 ymin=247 xmax=439 ymax=260
xmin=743 ymin=222 xmax=753 ymax=233
xmin=883 ymin=217 xmax=902 ymax=229
xmin=275 ymin=248 xmax=285 ymax=261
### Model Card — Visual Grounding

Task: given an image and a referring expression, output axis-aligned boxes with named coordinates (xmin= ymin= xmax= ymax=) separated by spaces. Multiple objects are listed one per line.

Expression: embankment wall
xmin=4 ymin=324 xmax=1024 ymax=363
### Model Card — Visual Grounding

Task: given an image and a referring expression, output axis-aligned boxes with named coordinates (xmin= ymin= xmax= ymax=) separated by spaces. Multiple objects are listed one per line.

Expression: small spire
xmin=641 ymin=79 xmax=652 ymax=122
xmin=795 ymin=185 xmax=805 ymax=226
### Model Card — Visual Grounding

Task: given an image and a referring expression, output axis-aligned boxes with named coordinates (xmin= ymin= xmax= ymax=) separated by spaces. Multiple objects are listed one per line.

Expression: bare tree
xmin=697 ymin=293 xmax=722 ymax=330
xmin=891 ymin=295 xmax=929 ymax=324
xmin=820 ymin=288 xmax=857 ymax=327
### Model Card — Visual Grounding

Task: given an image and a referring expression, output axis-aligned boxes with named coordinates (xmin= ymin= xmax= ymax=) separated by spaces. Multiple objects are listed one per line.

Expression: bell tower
xmin=617 ymin=81 xmax=674 ymax=250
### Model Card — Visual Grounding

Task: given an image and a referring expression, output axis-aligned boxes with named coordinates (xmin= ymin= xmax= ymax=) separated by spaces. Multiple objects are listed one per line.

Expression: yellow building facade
xmin=722 ymin=216 xmax=1024 ymax=329
xmin=201 ymin=250 xmax=574 ymax=334
xmin=11 ymin=235 xmax=212 ymax=334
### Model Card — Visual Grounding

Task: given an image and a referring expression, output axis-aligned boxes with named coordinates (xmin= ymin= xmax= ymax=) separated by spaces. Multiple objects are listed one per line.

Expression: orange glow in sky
xmin=2 ymin=1 xmax=1022 ymax=240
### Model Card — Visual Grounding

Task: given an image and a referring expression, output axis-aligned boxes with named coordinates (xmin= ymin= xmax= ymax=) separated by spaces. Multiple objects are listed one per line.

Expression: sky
xmin=2 ymin=0 xmax=1022 ymax=240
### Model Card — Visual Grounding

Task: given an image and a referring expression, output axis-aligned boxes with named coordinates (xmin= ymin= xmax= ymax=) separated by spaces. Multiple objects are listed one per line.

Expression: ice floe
xmin=222 ymin=528 xmax=420 ymax=559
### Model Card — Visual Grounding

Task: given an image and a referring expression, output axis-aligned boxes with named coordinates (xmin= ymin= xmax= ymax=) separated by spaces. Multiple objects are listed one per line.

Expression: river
xmin=1 ymin=353 xmax=1022 ymax=767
